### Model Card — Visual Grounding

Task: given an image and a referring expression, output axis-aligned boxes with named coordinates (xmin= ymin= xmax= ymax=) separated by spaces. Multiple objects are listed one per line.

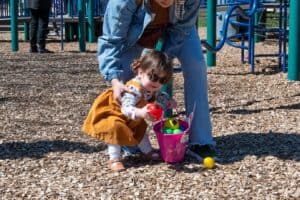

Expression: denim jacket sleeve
xmin=97 ymin=0 xmax=139 ymax=81
xmin=164 ymin=0 xmax=201 ymax=57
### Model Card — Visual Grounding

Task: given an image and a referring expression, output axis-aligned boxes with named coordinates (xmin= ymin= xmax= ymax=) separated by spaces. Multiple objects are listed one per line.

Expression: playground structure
xmin=202 ymin=0 xmax=289 ymax=73
xmin=0 ymin=0 xmax=299 ymax=80
xmin=0 ymin=0 xmax=107 ymax=51
xmin=204 ymin=0 xmax=299 ymax=80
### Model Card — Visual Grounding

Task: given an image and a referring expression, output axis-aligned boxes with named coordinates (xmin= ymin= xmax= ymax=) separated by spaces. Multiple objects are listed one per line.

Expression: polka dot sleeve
xmin=120 ymin=84 xmax=142 ymax=120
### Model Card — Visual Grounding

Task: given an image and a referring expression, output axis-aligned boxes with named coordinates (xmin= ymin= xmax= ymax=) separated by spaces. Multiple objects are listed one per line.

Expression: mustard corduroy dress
xmin=82 ymin=80 xmax=149 ymax=146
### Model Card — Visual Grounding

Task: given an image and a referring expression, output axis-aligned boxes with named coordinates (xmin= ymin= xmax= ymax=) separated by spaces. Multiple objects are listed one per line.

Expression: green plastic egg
xmin=173 ymin=128 xmax=182 ymax=134
xmin=163 ymin=128 xmax=173 ymax=134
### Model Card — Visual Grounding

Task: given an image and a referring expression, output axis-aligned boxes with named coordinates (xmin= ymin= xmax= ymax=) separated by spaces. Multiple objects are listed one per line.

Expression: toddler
xmin=82 ymin=50 xmax=174 ymax=171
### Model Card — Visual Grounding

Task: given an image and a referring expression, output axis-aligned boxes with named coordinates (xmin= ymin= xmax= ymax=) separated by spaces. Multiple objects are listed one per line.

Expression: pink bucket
xmin=153 ymin=119 xmax=190 ymax=163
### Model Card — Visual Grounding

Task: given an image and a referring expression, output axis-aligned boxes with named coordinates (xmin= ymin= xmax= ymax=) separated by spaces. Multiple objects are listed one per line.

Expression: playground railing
xmin=201 ymin=0 xmax=289 ymax=73
xmin=0 ymin=0 xmax=109 ymax=51
xmin=0 ymin=0 xmax=28 ymax=18
xmin=0 ymin=0 xmax=108 ymax=19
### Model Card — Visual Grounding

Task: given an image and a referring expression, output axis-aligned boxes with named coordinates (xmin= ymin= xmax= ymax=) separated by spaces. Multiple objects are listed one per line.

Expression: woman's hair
xmin=131 ymin=50 xmax=173 ymax=82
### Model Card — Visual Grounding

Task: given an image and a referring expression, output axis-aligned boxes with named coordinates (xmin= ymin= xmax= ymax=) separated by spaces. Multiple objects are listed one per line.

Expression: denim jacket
xmin=98 ymin=0 xmax=201 ymax=81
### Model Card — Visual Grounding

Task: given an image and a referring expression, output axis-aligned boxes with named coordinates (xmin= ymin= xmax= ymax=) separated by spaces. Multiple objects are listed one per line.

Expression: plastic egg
xmin=179 ymin=126 xmax=186 ymax=132
xmin=203 ymin=157 xmax=215 ymax=169
xmin=146 ymin=103 xmax=163 ymax=121
xmin=163 ymin=128 xmax=173 ymax=134
xmin=172 ymin=128 xmax=182 ymax=134
xmin=164 ymin=118 xmax=179 ymax=129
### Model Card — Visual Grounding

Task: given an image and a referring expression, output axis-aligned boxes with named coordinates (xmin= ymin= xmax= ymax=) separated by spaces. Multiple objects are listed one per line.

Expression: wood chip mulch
xmin=0 ymin=32 xmax=299 ymax=199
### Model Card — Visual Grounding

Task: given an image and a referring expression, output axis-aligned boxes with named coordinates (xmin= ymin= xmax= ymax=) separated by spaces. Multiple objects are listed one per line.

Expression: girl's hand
xmin=111 ymin=79 xmax=133 ymax=102
xmin=135 ymin=106 xmax=156 ymax=122
xmin=167 ymin=98 xmax=177 ymax=109
xmin=156 ymin=92 xmax=177 ymax=110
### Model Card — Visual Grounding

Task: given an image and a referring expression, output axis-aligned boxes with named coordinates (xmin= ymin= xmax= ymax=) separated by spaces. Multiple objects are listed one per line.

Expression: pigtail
xmin=130 ymin=59 xmax=142 ymax=73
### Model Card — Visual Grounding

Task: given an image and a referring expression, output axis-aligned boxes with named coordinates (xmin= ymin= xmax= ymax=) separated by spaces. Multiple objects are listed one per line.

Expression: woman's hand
xmin=111 ymin=79 xmax=133 ymax=102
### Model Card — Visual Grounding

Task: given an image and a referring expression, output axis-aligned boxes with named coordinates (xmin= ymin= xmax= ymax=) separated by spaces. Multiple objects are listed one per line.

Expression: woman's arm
xmin=98 ymin=0 xmax=139 ymax=81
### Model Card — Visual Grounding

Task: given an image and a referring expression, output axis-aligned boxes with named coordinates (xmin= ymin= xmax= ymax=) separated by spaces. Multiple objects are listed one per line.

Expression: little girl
xmin=82 ymin=50 xmax=174 ymax=171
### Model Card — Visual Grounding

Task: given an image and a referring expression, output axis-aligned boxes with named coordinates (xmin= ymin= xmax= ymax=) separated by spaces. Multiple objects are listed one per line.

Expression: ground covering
xmin=0 ymin=32 xmax=299 ymax=199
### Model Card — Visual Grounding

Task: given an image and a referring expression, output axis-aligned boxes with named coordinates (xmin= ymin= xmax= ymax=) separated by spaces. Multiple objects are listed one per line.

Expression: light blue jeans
xmin=119 ymin=27 xmax=215 ymax=150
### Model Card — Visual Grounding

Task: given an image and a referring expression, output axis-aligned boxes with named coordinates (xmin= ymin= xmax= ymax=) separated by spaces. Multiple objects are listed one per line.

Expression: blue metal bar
xmin=282 ymin=0 xmax=288 ymax=72
xmin=241 ymin=36 xmax=245 ymax=63
xmin=202 ymin=4 xmax=250 ymax=52
xmin=60 ymin=0 xmax=64 ymax=50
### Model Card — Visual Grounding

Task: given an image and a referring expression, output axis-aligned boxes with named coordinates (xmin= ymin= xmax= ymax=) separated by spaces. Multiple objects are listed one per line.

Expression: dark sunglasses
xmin=147 ymin=72 xmax=169 ymax=84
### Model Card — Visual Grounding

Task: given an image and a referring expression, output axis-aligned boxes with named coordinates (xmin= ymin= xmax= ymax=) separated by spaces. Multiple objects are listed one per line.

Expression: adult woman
xmin=97 ymin=0 xmax=216 ymax=159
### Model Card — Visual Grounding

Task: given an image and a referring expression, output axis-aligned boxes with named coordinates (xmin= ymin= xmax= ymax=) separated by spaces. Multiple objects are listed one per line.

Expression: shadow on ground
xmin=0 ymin=140 xmax=106 ymax=160
xmin=1 ymin=132 xmax=299 ymax=172
xmin=215 ymin=131 xmax=300 ymax=164
xmin=210 ymin=92 xmax=300 ymax=114
xmin=162 ymin=131 xmax=300 ymax=173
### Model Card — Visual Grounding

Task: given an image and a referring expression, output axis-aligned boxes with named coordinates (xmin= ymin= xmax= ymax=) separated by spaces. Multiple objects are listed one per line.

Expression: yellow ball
xmin=203 ymin=157 xmax=215 ymax=169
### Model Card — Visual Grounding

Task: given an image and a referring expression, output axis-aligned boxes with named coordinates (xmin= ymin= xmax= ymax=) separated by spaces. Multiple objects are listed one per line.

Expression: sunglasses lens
xmin=151 ymin=74 xmax=159 ymax=82
xmin=159 ymin=77 xmax=168 ymax=84
xmin=148 ymin=72 xmax=168 ymax=84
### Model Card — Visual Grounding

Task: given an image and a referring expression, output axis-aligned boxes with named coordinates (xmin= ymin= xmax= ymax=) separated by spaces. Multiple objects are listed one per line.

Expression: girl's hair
xmin=131 ymin=50 xmax=173 ymax=82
